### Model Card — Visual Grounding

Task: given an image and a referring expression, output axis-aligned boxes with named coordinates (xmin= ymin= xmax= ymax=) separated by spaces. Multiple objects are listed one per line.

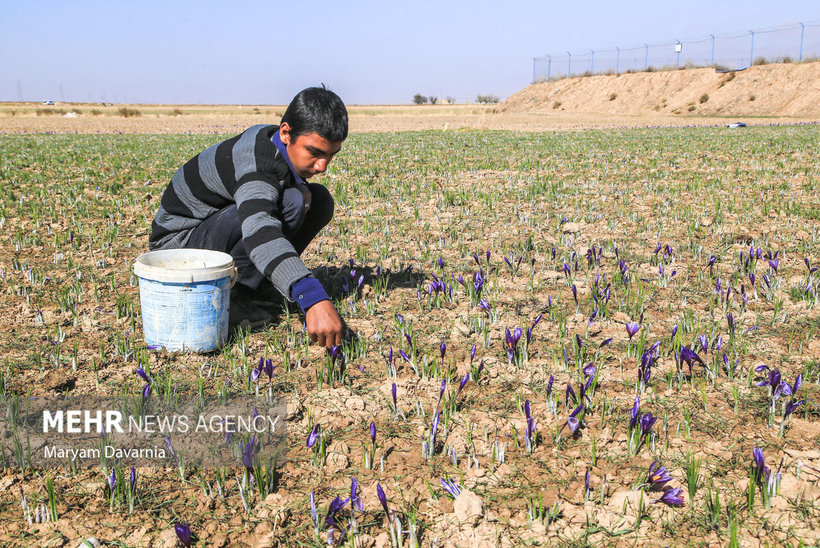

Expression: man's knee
xmin=308 ymin=183 xmax=334 ymax=225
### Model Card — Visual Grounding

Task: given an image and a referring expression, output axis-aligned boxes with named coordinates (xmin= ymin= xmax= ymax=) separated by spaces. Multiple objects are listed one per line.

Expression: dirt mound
xmin=500 ymin=61 xmax=820 ymax=118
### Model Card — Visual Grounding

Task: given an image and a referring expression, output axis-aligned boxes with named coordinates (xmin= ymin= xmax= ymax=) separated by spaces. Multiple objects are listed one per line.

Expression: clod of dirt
xmin=453 ymin=489 xmax=484 ymax=524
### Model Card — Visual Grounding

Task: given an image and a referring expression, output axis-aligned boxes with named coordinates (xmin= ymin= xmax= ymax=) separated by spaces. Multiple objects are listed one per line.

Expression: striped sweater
xmin=149 ymin=124 xmax=313 ymax=298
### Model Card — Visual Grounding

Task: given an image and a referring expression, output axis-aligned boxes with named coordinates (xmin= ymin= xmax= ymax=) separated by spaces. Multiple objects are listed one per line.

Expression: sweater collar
xmin=272 ymin=129 xmax=306 ymax=186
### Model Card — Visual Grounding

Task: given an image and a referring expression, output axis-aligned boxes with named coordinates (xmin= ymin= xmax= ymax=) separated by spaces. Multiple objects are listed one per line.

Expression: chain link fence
xmin=533 ymin=21 xmax=820 ymax=82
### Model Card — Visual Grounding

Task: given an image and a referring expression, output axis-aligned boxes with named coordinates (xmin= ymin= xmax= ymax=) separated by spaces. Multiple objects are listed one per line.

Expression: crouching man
xmin=149 ymin=86 xmax=346 ymax=348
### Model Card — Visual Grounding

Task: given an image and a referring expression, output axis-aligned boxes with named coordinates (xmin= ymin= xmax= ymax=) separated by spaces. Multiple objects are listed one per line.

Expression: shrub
xmin=753 ymin=57 xmax=768 ymax=66
xmin=413 ymin=94 xmax=428 ymax=105
xmin=118 ymin=107 xmax=141 ymax=118
xmin=552 ymin=101 xmax=562 ymax=109
xmin=699 ymin=94 xmax=709 ymax=104
xmin=91 ymin=109 xmax=102 ymax=116
xmin=429 ymin=96 xmax=438 ymax=105
xmin=688 ymin=105 xmax=697 ymax=112
xmin=609 ymin=93 xmax=617 ymax=101
xmin=476 ymin=94 xmax=499 ymax=104
xmin=749 ymin=94 xmax=756 ymax=101
xmin=171 ymin=108 xmax=183 ymax=116
xmin=445 ymin=97 xmax=456 ymax=104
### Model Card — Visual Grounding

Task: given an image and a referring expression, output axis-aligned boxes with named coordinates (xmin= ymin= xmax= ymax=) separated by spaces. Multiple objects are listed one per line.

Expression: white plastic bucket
xmin=133 ymin=249 xmax=237 ymax=352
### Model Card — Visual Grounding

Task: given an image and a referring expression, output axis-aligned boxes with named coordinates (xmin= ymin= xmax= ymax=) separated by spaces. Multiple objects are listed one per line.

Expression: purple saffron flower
xmin=699 ymin=334 xmax=708 ymax=355
xmin=768 ymin=258 xmax=779 ymax=272
xmin=129 ymin=467 xmax=136 ymax=493
xmin=376 ymin=483 xmax=389 ymax=516
xmin=325 ymin=496 xmax=349 ymax=529
xmin=565 ymin=384 xmax=577 ymax=407
xmin=457 ymin=373 xmax=470 ymax=395
xmin=647 ymin=461 xmax=673 ymax=487
xmin=135 ymin=366 xmax=152 ymax=384
xmin=679 ymin=346 xmax=705 ymax=373
xmin=440 ymin=478 xmax=462 ymax=498
xmin=399 ymin=350 xmax=411 ymax=364
xmin=524 ymin=400 xmax=536 ymax=449
xmin=599 ymin=338 xmax=613 ymax=348
xmin=626 ymin=322 xmax=641 ymax=339
xmin=671 ymin=324 xmax=678 ymax=338
xmin=438 ymin=379 xmax=446 ymax=401
xmin=164 ymin=436 xmax=175 ymax=458
xmin=351 ymin=477 xmax=363 ymax=512
xmin=307 ymin=424 xmax=320 ymax=448
xmin=391 ymin=383 xmax=397 ymax=408
xmin=470 ymin=343 xmax=477 ymax=363
xmin=108 ymin=468 xmax=115 ymax=491
xmin=546 ymin=375 xmax=554 ymax=396
xmin=584 ymin=468 xmax=590 ymax=492
xmin=571 ymin=284 xmax=578 ymax=304
xmin=630 ymin=396 xmax=641 ymax=429
xmin=640 ymin=413 xmax=657 ymax=438
xmin=264 ymin=358 xmax=275 ymax=380
xmin=784 ymin=400 xmax=804 ymax=418
xmin=567 ymin=404 xmax=583 ymax=433
xmin=310 ymin=492 xmax=319 ymax=528
xmin=174 ymin=523 xmax=192 ymax=548
xmin=142 ymin=383 xmax=151 ymax=402
xmin=369 ymin=422 xmax=376 ymax=443
xmin=652 ymin=487 xmax=684 ymax=506
xmin=242 ymin=435 xmax=256 ymax=471
xmin=440 ymin=342 xmax=446 ymax=360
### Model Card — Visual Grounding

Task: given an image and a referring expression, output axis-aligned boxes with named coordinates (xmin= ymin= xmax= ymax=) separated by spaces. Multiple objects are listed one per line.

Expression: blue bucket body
xmin=138 ymin=276 xmax=231 ymax=352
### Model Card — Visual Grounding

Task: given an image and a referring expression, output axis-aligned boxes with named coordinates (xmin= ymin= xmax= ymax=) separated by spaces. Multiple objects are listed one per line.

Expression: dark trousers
xmin=185 ymin=183 xmax=334 ymax=290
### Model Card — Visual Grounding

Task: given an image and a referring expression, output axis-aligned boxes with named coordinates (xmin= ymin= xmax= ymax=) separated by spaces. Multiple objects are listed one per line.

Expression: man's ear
xmin=279 ymin=123 xmax=292 ymax=146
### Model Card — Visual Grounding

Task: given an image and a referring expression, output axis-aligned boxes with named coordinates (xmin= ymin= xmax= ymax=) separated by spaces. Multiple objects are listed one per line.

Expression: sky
xmin=1 ymin=0 xmax=817 ymax=105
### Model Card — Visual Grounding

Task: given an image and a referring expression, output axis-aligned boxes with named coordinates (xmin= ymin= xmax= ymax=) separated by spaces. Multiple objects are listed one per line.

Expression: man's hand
xmin=305 ymin=300 xmax=342 ymax=348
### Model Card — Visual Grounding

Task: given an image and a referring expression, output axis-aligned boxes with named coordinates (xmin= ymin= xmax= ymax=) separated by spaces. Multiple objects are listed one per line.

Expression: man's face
xmin=279 ymin=123 xmax=343 ymax=180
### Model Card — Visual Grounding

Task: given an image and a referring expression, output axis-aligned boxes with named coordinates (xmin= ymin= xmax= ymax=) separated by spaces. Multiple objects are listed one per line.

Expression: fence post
xmin=799 ymin=22 xmax=805 ymax=61
xmin=644 ymin=43 xmax=648 ymax=70
xmin=749 ymin=30 xmax=755 ymax=67
xmin=567 ymin=52 xmax=571 ymax=77
xmin=616 ymin=47 xmax=620 ymax=74
xmin=710 ymin=34 xmax=715 ymax=66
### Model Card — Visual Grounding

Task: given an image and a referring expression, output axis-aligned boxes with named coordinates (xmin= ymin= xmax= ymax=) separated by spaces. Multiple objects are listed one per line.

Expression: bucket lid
xmin=133 ymin=249 xmax=236 ymax=283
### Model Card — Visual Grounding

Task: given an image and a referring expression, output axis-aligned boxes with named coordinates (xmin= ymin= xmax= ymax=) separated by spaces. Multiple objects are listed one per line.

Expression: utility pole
xmin=644 ymin=43 xmax=648 ymax=71
xmin=567 ymin=51 xmax=571 ymax=77
xmin=799 ymin=22 xmax=805 ymax=61
xmin=710 ymin=35 xmax=715 ymax=66
xmin=616 ymin=47 xmax=620 ymax=74
xmin=749 ymin=30 xmax=755 ymax=67
xmin=547 ymin=54 xmax=551 ymax=80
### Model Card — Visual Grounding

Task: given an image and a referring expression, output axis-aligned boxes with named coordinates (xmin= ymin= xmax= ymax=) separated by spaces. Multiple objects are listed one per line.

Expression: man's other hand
xmin=305 ymin=300 xmax=342 ymax=348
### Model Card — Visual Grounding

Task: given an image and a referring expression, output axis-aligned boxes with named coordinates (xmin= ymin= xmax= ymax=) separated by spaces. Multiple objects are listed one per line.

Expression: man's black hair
xmin=281 ymin=86 xmax=348 ymax=143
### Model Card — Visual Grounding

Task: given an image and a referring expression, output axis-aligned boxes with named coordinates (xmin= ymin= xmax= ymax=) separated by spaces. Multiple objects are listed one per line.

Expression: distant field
xmin=0 ymin=126 xmax=818 ymax=545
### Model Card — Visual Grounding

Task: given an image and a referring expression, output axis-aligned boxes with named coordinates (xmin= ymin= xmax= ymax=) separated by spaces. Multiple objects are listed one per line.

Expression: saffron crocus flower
xmin=629 ymin=396 xmax=641 ymax=429
xmin=679 ymin=346 xmax=705 ymax=373
xmin=430 ymin=412 xmax=440 ymax=450
xmin=440 ymin=478 xmax=461 ymax=499
xmin=784 ymin=400 xmax=804 ymax=419
xmin=242 ymin=435 xmax=256 ymax=471
xmin=768 ymin=258 xmax=779 ymax=272
xmin=174 ymin=523 xmax=192 ymax=548
xmin=135 ymin=366 xmax=152 ymax=384
xmin=470 ymin=344 xmax=477 ymax=363
xmin=129 ymin=467 xmax=136 ymax=494
xmin=640 ymin=413 xmax=657 ymax=439
xmin=391 ymin=383 xmax=397 ymax=409
xmin=307 ymin=424 xmax=320 ymax=448
xmin=108 ymin=468 xmax=115 ymax=491
xmin=376 ymin=484 xmax=389 ymax=516
xmin=546 ymin=375 xmax=554 ymax=397
xmin=369 ymin=422 xmax=376 ymax=444
xmin=457 ymin=373 xmax=470 ymax=395
xmin=626 ymin=322 xmax=641 ymax=339
xmin=350 ymin=477 xmax=363 ymax=512
xmin=505 ymin=328 xmax=522 ymax=364
xmin=439 ymin=342 xmax=446 ymax=361
xmin=599 ymin=337 xmax=613 ymax=348
xmin=310 ymin=492 xmax=319 ymax=529
xmin=324 ymin=496 xmax=349 ymax=529
xmin=652 ymin=487 xmax=684 ymax=506
xmin=646 ymin=461 xmax=673 ymax=488
xmin=438 ymin=379 xmax=446 ymax=402
xmin=264 ymin=358 xmax=275 ymax=380
xmin=142 ymin=383 xmax=151 ymax=402
xmin=524 ymin=400 xmax=536 ymax=451
xmin=567 ymin=404 xmax=583 ymax=433
xmin=699 ymin=335 xmax=708 ymax=355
